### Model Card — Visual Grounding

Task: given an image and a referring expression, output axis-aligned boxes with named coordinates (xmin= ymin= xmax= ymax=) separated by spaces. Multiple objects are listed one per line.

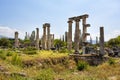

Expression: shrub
xmin=77 ymin=60 xmax=89 ymax=71
xmin=6 ymin=51 xmax=13 ymax=56
xmin=59 ymin=48 xmax=68 ymax=53
xmin=108 ymin=58 xmax=115 ymax=65
xmin=11 ymin=53 xmax=22 ymax=66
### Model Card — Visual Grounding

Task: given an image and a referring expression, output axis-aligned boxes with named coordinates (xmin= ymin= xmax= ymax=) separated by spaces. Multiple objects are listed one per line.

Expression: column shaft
xmin=74 ymin=18 xmax=80 ymax=53
xmin=36 ymin=28 xmax=39 ymax=50
xmin=100 ymin=27 xmax=104 ymax=56
xmin=43 ymin=25 xmax=47 ymax=49
xmin=15 ymin=32 xmax=19 ymax=48
xmin=47 ymin=24 xmax=51 ymax=50
xmin=68 ymin=20 xmax=73 ymax=50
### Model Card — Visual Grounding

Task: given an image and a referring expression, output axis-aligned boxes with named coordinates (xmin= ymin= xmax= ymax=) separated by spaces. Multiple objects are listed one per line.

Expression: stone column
xmin=15 ymin=31 xmax=19 ymax=48
xmin=90 ymin=36 xmax=92 ymax=44
xmin=96 ymin=36 xmax=98 ymax=44
xmin=68 ymin=19 xmax=73 ymax=50
xmin=82 ymin=14 xmax=90 ymax=42
xmin=79 ymin=29 xmax=82 ymax=48
xmin=36 ymin=28 xmax=39 ymax=50
xmin=62 ymin=35 xmax=64 ymax=42
xmin=51 ymin=34 xmax=54 ymax=48
xmin=65 ymin=31 xmax=68 ymax=42
xmin=74 ymin=18 xmax=80 ymax=54
xmin=100 ymin=27 xmax=104 ymax=56
xmin=47 ymin=23 xmax=51 ymax=50
xmin=43 ymin=24 xmax=47 ymax=49
xmin=45 ymin=23 xmax=51 ymax=50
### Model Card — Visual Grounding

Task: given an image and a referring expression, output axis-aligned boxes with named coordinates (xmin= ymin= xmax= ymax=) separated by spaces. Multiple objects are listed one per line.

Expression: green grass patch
xmin=77 ymin=60 xmax=89 ymax=71
xmin=11 ymin=53 xmax=22 ymax=66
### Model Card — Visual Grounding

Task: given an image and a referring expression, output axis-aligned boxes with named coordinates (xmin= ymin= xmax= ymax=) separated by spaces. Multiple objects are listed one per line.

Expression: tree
xmin=107 ymin=35 xmax=120 ymax=47
xmin=0 ymin=38 xmax=11 ymax=48
xmin=54 ymin=39 xmax=66 ymax=48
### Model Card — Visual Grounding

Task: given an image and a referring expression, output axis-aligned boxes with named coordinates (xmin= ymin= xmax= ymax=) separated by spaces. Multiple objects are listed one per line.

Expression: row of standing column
xmin=67 ymin=14 xmax=90 ymax=53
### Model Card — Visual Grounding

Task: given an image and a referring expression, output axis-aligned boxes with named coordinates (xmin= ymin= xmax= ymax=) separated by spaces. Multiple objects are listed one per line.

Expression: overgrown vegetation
xmin=0 ymin=49 xmax=120 ymax=80
xmin=106 ymin=35 xmax=120 ymax=47
xmin=77 ymin=60 xmax=89 ymax=71
xmin=108 ymin=57 xmax=116 ymax=65
xmin=11 ymin=53 xmax=22 ymax=66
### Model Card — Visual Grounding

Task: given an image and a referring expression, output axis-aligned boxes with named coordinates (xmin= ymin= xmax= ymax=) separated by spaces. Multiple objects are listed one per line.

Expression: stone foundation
xmin=69 ymin=54 xmax=109 ymax=66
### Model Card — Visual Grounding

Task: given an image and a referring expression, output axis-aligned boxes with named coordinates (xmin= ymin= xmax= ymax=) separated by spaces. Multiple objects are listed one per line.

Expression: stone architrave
xmin=74 ymin=17 xmax=80 ymax=54
xmin=36 ymin=28 xmax=39 ymax=50
xmin=67 ymin=19 xmax=73 ymax=50
xmin=15 ymin=31 xmax=19 ymax=48
xmin=100 ymin=27 xmax=104 ymax=56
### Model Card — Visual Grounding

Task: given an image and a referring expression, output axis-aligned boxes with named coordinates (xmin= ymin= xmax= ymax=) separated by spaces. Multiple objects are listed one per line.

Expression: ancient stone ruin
xmin=68 ymin=14 xmax=90 ymax=54
xmin=14 ymin=31 xmax=19 ymax=48
xmin=41 ymin=23 xmax=54 ymax=50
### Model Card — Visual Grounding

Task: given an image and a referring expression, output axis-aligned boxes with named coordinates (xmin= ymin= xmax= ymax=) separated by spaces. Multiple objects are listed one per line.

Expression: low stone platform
xmin=69 ymin=54 xmax=109 ymax=65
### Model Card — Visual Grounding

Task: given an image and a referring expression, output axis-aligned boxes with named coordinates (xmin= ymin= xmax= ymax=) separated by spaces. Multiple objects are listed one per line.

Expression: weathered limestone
xmin=36 ymin=28 xmax=39 ymax=50
xmin=51 ymin=34 xmax=54 ymax=48
xmin=65 ymin=31 xmax=68 ymax=42
xmin=100 ymin=27 xmax=104 ymax=56
xmin=96 ymin=36 xmax=98 ymax=44
xmin=46 ymin=23 xmax=51 ymax=50
xmin=82 ymin=14 xmax=90 ymax=42
xmin=74 ymin=17 xmax=80 ymax=54
xmin=15 ymin=31 xmax=19 ymax=48
xmin=42 ymin=23 xmax=52 ymax=50
xmin=30 ymin=31 xmax=35 ymax=46
xmin=90 ymin=36 xmax=92 ymax=44
xmin=67 ymin=19 xmax=73 ymax=50
xmin=42 ymin=24 xmax=47 ymax=49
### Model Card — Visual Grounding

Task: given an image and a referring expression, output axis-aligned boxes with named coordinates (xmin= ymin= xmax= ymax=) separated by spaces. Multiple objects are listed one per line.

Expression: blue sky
xmin=0 ymin=0 xmax=120 ymax=41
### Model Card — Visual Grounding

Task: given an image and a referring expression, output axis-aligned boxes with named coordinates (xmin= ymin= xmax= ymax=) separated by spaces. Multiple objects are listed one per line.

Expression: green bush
xmin=36 ymin=68 xmax=54 ymax=80
xmin=108 ymin=58 xmax=115 ymax=65
xmin=77 ymin=60 xmax=89 ymax=71
xmin=59 ymin=48 xmax=68 ymax=53
xmin=6 ymin=51 xmax=13 ymax=56
xmin=11 ymin=53 xmax=22 ymax=66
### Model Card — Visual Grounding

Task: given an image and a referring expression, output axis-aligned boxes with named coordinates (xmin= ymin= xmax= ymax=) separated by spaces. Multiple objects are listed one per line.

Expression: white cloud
xmin=0 ymin=26 xmax=25 ymax=39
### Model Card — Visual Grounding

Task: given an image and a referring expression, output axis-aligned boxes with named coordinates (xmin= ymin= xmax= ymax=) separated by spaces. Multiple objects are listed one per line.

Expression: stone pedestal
xmin=15 ymin=31 xmax=19 ymax=48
